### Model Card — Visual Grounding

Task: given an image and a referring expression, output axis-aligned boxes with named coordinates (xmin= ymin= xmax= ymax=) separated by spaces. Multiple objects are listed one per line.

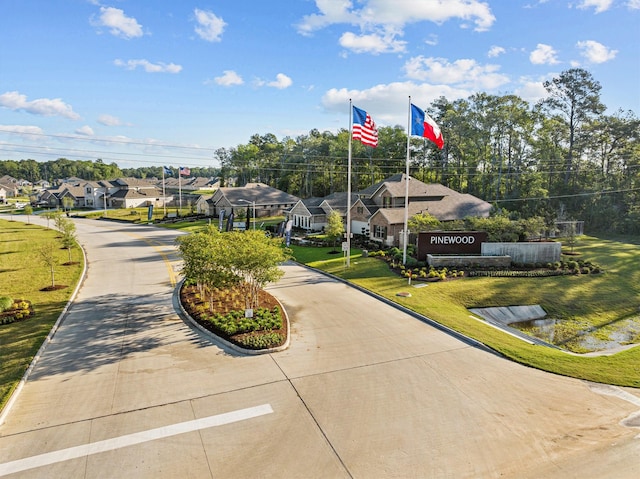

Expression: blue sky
xmin=1 ymin=0 xmax=638 ymax=170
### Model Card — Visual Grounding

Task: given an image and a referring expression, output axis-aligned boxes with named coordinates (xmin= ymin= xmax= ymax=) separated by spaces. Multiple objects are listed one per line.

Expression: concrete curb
xmin=0 ymin=236 xmax=89 ymax=426
xmin=174 ymin=279 xmax=291 ymax=356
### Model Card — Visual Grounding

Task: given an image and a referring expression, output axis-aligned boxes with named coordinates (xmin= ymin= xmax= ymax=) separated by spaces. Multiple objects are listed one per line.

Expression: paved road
xmin=1 ymin=217 xmax=639 ymax=478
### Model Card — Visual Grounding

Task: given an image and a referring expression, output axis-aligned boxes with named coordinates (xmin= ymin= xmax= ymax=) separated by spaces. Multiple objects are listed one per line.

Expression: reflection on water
xmin=511 ymin=316 xmax=640 ymax=353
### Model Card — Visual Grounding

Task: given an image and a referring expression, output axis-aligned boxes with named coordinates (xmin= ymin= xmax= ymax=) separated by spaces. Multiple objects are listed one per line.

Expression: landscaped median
xmin=177 ymin=279 xmax=290 ymax=354
xmin=175 ymin=227 xmax=292 ymax=353
xmin=289 ymin=236 xmax=640 ymax=388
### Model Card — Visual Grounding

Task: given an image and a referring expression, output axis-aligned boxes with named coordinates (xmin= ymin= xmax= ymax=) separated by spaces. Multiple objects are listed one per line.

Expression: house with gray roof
xmin=208 ymin=182 xmax=299 ymax=220
xmin=288 ymin=173 xmax=491 ymax=246
xmin=365 ymin=174 xmax=491 ymax=246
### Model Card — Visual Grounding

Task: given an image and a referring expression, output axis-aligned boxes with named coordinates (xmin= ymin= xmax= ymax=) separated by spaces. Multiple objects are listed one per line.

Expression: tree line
xmin=1 ymin=68 xmax=638 ymax=234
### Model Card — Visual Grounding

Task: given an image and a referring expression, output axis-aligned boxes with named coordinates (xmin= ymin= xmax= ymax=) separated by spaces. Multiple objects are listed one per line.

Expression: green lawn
xmin=0 ymin=219 xmax=84 ymax=410
xmin=290 ymin=236 xmax=640 ymax=388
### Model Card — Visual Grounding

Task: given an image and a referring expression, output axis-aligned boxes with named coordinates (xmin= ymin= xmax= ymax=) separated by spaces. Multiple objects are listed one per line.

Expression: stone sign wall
xmin=481 ymin=242 xmax=561 ymax=264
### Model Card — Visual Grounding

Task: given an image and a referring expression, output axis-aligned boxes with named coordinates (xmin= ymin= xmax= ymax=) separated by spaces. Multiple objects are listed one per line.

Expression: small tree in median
xmin=57 ymin=217 xmax=77 ymax=264
xmin=23 ymin=204 xmax=33 ymax=224
xmin=39 ymin=241 xmax=60 ymax=289
xmin=176 ymin=227 xmax=291 ymax=312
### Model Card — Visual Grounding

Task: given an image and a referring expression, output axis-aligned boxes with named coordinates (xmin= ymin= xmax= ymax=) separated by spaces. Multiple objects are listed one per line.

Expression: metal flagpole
xmin=162 ymin=167 xmax=167 ymax=217
xmin=403 ymin=96 xmax=411 ymax=265
xmin=179 ymin=168 xmax=182 ymax=214
xmin=346 ymin=99 xmax=353 ymax=268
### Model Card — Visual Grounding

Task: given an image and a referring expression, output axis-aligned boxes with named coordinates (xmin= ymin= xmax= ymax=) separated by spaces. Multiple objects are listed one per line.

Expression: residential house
xmin=364 ymin=174 xmax=492 ymax=246
xmin=208 ymin=183 xmax=299 ymax=219
xmin=289 ymin=192 xmax=362 ymax=232
xmin=288 ymin=173 xmax=491 ymax=246
xmin=108 ymin=178 xmax=168 ymax=209
xmin=0 ymin=175 xmax=20 ymax=198
xmin=163 ymin=176 xmax=219 ymax=192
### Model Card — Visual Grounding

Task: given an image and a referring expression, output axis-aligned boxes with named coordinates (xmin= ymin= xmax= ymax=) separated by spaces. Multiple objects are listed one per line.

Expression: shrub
xmin=236 ymin=332 xmax=285 ymax=350
xmin=0 ymin=296 xmax=13 ymax=312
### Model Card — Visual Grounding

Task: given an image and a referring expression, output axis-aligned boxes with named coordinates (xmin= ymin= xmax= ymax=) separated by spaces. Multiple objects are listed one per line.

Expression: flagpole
xmin=179 ymin=168 xmax=182 ymax=215
xmin=162 ymin=167 xmax=167 ymax=217
xmin=403 ymin=96 xmax=411 ymax=265
xmin=346 ymin=99 xmax=353 ymax=268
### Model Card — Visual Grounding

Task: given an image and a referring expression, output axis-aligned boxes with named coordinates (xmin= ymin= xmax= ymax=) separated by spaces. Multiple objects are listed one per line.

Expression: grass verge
xmin=290 ymin=236 xmax=640 ymax=388
xmin=0 ymin=219 xmax=84 ymax=411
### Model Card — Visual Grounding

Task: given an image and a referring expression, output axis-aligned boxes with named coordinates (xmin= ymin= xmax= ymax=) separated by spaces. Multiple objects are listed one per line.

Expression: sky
xmin=1 ymin=0 xmax=639 ymax=170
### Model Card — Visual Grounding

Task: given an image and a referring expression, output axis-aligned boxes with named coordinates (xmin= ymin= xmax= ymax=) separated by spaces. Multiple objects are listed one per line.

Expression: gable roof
xmin=359 ymin=173 xmax=458 ymax=199
xmin=216 ymin=183 xmax=299 ymax=206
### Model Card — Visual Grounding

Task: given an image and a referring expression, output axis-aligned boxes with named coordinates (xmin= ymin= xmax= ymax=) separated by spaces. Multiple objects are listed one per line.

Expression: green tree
xmin=325 ymin=210 xmax=344 ymax=251
xmin=541 ymin=68 xmax=606 ymax=186
xmin=408 ymin=212 xmax=442 ymax=232
xmin=38 ymin=241 xmax=59 ymax=289
xmin=23 ymin=204 xmax=33 ymax=224
xmin=61 ymin=196 xmax=74 ymax=212
xmin=229 ymin=230 xmax=291 ymax=310
xmin=57 ymin=217 xmax=77 ymax=264
xmin=176 ymin=227 xmax=290 ymax=312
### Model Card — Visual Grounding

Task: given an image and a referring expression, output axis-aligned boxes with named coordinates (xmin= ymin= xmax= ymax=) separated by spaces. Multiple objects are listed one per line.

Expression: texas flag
xmin=410 ymin=104 xmax=444 ymax=149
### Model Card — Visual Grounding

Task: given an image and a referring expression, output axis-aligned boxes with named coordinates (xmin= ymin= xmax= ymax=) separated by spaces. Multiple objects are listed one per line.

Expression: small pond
xmin=510 ymin=315 xmax=640 ymax=353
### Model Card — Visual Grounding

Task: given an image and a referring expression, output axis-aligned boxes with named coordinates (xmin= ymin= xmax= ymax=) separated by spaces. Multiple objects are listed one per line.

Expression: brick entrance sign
xmin=417 ymin=231 xmax=488 ymax=260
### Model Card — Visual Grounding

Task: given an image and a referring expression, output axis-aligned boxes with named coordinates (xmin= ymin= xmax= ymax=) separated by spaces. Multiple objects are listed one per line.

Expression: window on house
xmin=383 ymin=197 xmax=391 ymax=208
xmin=373 ymin=225 xmax=387 ymax=239
xmin=356 ymin=206 xmax=364 ymax=214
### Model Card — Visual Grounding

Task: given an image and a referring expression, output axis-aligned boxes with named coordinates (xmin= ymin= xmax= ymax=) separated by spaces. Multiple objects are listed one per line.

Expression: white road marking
xmin=0 ymin=404 xmax=273 ymax=476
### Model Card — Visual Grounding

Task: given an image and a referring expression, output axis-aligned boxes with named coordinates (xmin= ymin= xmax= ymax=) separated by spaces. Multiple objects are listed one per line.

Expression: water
xmin=511 ymin=316 xmax=640 ymax=353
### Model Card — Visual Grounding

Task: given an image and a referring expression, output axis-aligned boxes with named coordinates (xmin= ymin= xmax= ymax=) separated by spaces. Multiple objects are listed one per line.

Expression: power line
xmin=492 ymin=187 xmax=640 ymax=203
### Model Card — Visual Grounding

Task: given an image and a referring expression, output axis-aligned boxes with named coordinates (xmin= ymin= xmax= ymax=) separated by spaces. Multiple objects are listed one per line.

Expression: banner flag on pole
xmin=179 ymin=166 xmax=191 ymax=176
xmin=410 ymin=104 xmax=444 ymax=149
xmin=352 ymin=106 xmax=378 ymax=148
xmin=163 ymin=166 xmax=173 ymax=176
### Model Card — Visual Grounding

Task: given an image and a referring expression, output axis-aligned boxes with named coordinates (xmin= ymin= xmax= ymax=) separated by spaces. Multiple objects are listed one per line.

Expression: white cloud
xmin=297 ymin=0 xmax=496 ymax=35
xmin=214 ymin=70 xmax=244 ymax=87
xmin=98 ymin=114 xmax=122 ymax=126
xmin=628 ymin=0 xmax=640 ymax=9
xmin=114 ymin=59 xmax=182 ymax=73
xmin=529 ymin=43 xmax=559 ymax=65
xmin=424 ymin=34 xmax=438 ymax=46
xmin=513 ymin=76 xmax=551 ymax=104
xmin=0 ymin=125 xmax=44 ymax=136
xmin=268 ymin=73 xmax=293 ymax=89
xmin=339 ymin=29 xmax=406 ymax=54
xmin=488 ymin=45 xmax=505 ymax=58
xmin=403 ymin=56 xmax=510 ymax=90
xmin=194 ymin=8 xmax=226 ymax=42
xmin=322 ymin=81 xmax=470 ymax=125
xmin=75 ymin=125 xmax=94 ymax=136
xmin=93 ymin=6 xmax=143 ymax=39
xmin=0 ymin=91 xmax=80 ymax=120
xmin=576 ymin=40 xmax=617 ymax=63
xmin=576 ymin=0 xmax=613 ymax=13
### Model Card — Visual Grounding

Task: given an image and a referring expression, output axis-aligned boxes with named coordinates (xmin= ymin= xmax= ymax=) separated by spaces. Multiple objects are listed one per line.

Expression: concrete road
xmin=0 ymin=217 xmax=639 ymax=478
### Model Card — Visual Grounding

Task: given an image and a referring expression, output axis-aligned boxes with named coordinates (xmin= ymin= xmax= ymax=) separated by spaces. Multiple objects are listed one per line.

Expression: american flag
xmin=179 ymin=166 xmax=191 ymax=176
xmin=352 ymin=106 xmax=378 ymax=148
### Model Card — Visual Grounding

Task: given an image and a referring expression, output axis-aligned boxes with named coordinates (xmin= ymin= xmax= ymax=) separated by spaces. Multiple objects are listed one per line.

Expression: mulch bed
xmin=179 ymin=283 xmax=287 ymax=349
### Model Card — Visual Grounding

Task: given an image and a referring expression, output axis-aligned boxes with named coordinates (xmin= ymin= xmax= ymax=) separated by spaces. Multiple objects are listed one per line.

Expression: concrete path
xmin=0 ymin=216 xmax=639 ymax=478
